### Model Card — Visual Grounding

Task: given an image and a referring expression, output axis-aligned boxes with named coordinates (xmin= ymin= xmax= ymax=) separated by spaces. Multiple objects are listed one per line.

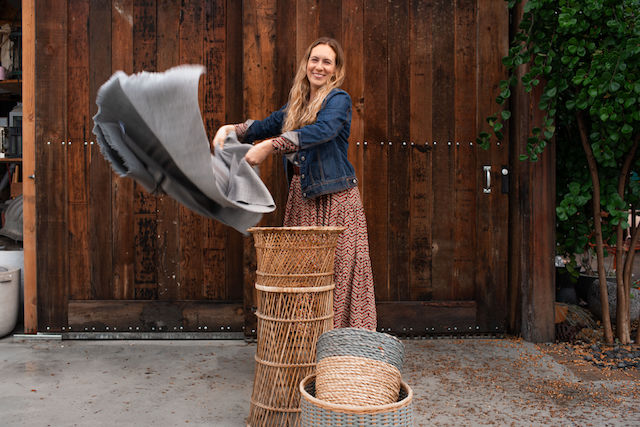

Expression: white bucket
xmin=0 ymin=267 xmax=20 ymax=337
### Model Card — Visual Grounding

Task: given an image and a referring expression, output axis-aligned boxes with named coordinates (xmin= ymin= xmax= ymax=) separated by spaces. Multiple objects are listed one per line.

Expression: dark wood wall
xmin=33 ymin=0 xmax=521 ymax=336
xmin=36 ymin=0 xmax=245 ymax=331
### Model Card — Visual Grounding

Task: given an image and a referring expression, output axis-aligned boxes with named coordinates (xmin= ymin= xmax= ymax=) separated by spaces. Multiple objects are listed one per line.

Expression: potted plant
xmin=479 ymin=0 xmax=640 ymax=344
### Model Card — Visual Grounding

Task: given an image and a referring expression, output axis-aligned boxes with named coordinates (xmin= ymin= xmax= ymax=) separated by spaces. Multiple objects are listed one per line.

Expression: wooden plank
xmin=178 ymin=0 xmax=205 ymax=299
xmin=318 ymin=0 xmax=342 ymax=41
xmin=225 ymin=0 xmax=244 ymax=302
xmin=296 ymin=0 xmax=319 ymax=59
xmin=156 ymin=0 xmax=181 ymax=300
xmin=243 ymin=0 xmax=279 ymax=333
xmin=132 ymin=0 xmax=158 ymax=299
xmin=22 ymin=0 xmax=37 ymax=333
xmin=376 ymin=301 xmax=477 ymax=334
xmin=430 ymin=0 xmax=455 ymax=300
xmin=202 ymin=0 xmax=228 ymax=300
xmin=112 ymin=0 xmax=135 ymax=300
xmin=89 ymin=0 xmax=113 ymax=300
xmin=225 ymin=0 xmax=243 ymax=124
xmin=409 ymin=0 xmax=433 ymax=300
xmin=68 ymin=300 xmax=245 ymax=331
xmin=342 ymin=0 xmax=364 ymax=189
xmin=67 ymin=0 xmax=91 ymax=301
xmin=453 ymin=0 xmax=477 ymax=300
xmin=276 ymin=0 xmax=296 ymax=107
xmin=363 ymin=0 xmax=389 ymax=301
xmin=476 ymin=0 xmax=510 ymax=333
xmin=387 ymin=0 xmax=410 ymax=300
xmin=35 ymin=0 xmax=68 ymax=331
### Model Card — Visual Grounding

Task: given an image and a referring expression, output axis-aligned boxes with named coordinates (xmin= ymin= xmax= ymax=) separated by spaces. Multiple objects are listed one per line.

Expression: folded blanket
xmin=92 ymin=65 xmax=275 ymax=234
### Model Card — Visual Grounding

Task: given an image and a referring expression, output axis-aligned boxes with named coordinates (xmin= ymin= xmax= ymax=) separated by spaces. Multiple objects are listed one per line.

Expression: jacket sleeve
xmin=292 ymin=91 xmax=351 ymax=150
xmin=243 ymin=104 xmax=287 ymax=143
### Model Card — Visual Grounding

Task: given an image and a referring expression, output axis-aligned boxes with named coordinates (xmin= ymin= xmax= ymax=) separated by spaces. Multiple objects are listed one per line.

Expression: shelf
xmin=0 ymin=157 xmax=21 ymax=162
xmin=0 ymin=79 xmax=21 ymax=96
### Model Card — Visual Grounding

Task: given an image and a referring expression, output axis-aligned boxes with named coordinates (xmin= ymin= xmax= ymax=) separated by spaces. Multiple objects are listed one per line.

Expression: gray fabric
xmin=92 ymin=65 xmax=275 ymax=234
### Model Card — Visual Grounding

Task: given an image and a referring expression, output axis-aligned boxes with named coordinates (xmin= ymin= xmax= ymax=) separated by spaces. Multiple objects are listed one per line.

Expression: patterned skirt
xmin=283 ymin=175 xmax=377 ymax=330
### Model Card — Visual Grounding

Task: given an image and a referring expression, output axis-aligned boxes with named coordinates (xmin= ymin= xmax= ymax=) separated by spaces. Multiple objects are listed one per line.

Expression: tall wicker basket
xmin=247 ymin=227 xmax=344 ymax=427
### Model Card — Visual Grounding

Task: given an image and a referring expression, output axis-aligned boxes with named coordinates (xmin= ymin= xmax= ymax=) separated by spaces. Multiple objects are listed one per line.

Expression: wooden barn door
xmin=242 ymin=0 xmax=511 ymax=335
xmin=35 ymin=0 xmax=249 ymax=334
xmin=349 ymin=0 xmax=510 ymax=334
xmin=351 ymin=0 xmax=510 ymax=334
xmin=34 ymin=0 xmax=510 ymax=335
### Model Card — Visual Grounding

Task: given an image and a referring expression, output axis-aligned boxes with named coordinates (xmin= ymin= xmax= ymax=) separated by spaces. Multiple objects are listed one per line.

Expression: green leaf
xmin=622 ymin=124 xmax=633 ymax=134
xmin=546 ymin=87 xmax=557 ymax=97
xmin=600 ymin=112 xmax=609 ymax=121
xmin=610 ymin=81 xmax=621 ymax=92
xmin=519 ymin=154 xmax=529 ymax=161
xmin=501 ymin=110 xmax=512 ymax=120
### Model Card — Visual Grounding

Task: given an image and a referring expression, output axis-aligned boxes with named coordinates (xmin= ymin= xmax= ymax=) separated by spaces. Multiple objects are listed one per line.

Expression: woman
xmin=213 ymin=37 xmax=376 ymax=330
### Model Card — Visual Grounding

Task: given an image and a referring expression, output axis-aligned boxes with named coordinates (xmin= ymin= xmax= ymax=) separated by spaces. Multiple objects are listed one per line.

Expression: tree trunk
xmin=577 ymin=111 xmax=613 ymax=344
xmin=614 ymin=135 xmax=639 ymax=344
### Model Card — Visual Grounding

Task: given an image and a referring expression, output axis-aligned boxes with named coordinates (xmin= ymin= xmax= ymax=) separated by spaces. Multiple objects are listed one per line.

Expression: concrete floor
xmin=1 ymin=336 xmax=639 ymax=426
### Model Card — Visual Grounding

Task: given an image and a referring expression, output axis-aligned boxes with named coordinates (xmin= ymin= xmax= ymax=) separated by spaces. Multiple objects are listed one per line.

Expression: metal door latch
xmin=483 ymin=166 xmax=491 ymax=193
xmin=501 ymin=166 xmax=509 ymax=194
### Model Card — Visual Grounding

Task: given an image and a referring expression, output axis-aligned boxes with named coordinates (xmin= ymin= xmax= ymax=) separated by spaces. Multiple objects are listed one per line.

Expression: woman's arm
xmin=211 ymin=105 xmax=287 ymax=150
xmin=242 ymin=104 xmax=287 ymax=143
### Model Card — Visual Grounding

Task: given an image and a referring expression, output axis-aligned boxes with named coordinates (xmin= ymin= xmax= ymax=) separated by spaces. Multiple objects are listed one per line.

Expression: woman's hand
xmin=211 ymin=124 xmax=235 ymax=151
xmin=245 ymin=140 xmax=275 ymax=166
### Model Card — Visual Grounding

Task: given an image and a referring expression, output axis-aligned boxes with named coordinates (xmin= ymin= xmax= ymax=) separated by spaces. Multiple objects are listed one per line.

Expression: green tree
xmin=479 ymin=0 xmax=640 ymax=344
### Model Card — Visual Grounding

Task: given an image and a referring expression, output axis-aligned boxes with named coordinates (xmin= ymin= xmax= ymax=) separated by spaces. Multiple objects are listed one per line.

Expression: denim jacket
xmin=243 ymin=89 xmax=358 ymax=199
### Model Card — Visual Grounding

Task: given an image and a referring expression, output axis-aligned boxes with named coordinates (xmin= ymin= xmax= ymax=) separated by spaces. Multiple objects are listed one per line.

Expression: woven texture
xmin=299 ymin=375 xmax=413 ymax=427
xmin=314 ymin=328 xmax=405 ymax=406
xmin=316 ymin=355 xmax=401 ymax=406
xmin=316 ymin=328 xmax=405 ymax=370
xmin=247 ymin=227 xmax=342 ymax=427
xmin=250 ymin=226 xmax=344 ymax=287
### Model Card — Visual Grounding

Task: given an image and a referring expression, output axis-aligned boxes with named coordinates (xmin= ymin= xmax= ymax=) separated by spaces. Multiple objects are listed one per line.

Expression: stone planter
xmin=0 ymin=267 xmax=20 ymax=337
xmin=587 ymin=277 xmax=640 ymax=322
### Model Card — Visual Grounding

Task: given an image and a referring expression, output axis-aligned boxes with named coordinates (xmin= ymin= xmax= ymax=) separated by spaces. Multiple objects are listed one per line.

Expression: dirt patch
xmin=538 ymin=342 xmax=640 ymax=381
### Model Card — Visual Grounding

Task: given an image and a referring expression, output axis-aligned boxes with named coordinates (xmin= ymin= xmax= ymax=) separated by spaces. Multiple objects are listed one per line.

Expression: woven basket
xmin=249 ymin=226 xmax=344 ymax=287
xmin=247 ymin=227 xmax=343 ymax=427
xmin=315 ymin=328 xmax=405 ymax=406
xmin=300 ymin=375 xmax=413 ymax=427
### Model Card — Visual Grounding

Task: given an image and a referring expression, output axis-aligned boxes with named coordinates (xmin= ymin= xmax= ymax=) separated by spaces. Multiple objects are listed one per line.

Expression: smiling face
xmin=306 ymin=44 xmax=337 ymax=95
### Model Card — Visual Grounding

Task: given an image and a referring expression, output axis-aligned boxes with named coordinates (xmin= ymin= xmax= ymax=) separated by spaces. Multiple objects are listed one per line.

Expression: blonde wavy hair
xmin=282 ymin=37 xmax=346 ymax=133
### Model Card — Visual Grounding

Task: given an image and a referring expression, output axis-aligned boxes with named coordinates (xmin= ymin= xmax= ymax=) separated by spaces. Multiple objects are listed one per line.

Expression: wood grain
xmin=88 ymin=0 xmax=113 ymax=300
xmin=111 ymin=0 xmax=135 ymax=300
xmin=453 ymin=0 xmax=477 ymax=300
xmin=363 ymin=0 xmax=389 ymax=301
xmin=387 ymin=0 xmax=410 ymax=300
xmin=68 ymin=300 xmax=245 ymax=332
xmin=409 ymin=0 xmax=433 ymax=300
xmin=476 ymin=0 xmax=510 ymax=333
xmin=22 ymin=0 xmax=37 ymax=333
xmin=132 ymin=0 xmax=158 ymax=299
xmin=342 ymin=0 xmax=364 ymax=189
xmin=430 ymin=0 xmax=455 ymax=300
xmin=67 ymin=0 xmax=91 ymax=300
xmin=36 ymin=0 xmax=69 ymax=331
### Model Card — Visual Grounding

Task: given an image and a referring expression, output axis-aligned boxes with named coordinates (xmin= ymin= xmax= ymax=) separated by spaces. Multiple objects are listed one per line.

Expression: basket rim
xmin=248 ymin=226 xmax=346 ymax=234
xmin=299 ymin=374 xmax=413 ymax=414
xmin=255 ymin=283 xmax=335 ymax=293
